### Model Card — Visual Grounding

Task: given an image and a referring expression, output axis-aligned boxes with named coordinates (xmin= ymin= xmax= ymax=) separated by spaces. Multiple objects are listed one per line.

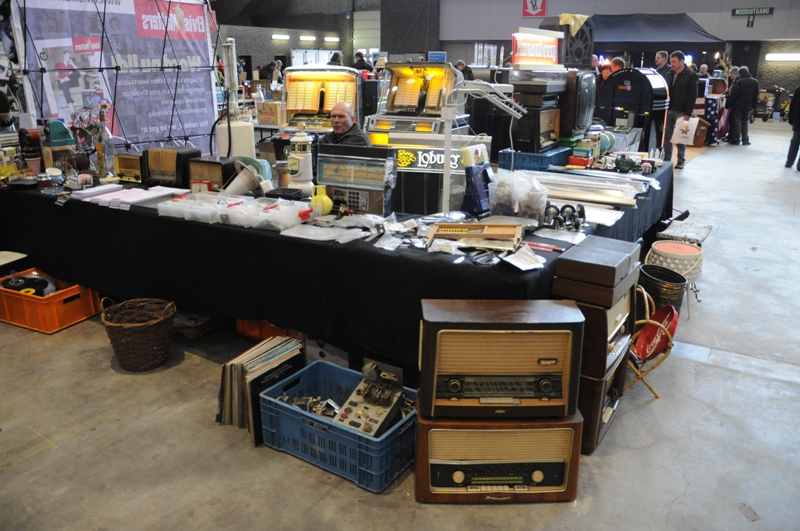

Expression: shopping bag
xmin=717 ymin=108 xmax=730 ymax=137
xmin=670 ymin=116 xmax=699 ymax=145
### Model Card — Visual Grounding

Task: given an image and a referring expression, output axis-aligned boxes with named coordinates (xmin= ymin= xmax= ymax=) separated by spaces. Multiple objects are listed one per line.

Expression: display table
xmin=0 ymin=164 xmax=672 ymax=381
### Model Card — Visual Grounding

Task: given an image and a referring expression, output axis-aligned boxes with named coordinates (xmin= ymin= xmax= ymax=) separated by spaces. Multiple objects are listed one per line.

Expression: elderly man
xmin=320 ymin=102 xmax=370 ymax=145
xmin=455 ymin=60 xmax=474 ymax=81
xmin=698 ymin=64 xmax=710 ymax=78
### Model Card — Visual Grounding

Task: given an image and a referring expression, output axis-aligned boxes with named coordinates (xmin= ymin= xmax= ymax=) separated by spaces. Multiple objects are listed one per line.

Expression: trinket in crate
xmin=260 ymin=361 xmax=417 ymax=493
xmin=0 ymin=268 xmax=100 ymax=334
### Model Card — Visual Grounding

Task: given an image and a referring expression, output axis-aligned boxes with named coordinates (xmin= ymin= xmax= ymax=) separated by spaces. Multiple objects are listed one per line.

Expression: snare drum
xmin=646 ymin=240 xmax=703 ymax=282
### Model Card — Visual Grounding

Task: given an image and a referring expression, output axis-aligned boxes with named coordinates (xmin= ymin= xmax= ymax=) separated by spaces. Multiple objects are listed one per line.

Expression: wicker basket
xmin=101 ymin=298 xmax=176 ymax=372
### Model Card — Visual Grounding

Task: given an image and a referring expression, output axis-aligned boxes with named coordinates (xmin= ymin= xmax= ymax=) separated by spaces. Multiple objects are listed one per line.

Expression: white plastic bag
xmin=670 ymin=116 xmax=698 ymax=145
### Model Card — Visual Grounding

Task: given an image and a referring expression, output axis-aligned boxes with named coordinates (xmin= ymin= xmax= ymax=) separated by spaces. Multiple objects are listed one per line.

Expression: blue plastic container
xmin=260 ymin=361 xmax=417 ymax=493
xmin=498 ymin=146 xmax=572 ymax=170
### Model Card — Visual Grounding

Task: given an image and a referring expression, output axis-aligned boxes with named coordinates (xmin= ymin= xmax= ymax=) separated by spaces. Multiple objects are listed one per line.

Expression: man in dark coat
xmin=320 ymin=103 xmax=370 ymax=146
xmin=728 ymin=66 xmax=760 ymax=145
xmin=353 ymin=52 xmax=372 ymax=72
xmin=786 ymin=85 xmax=800 ymax=170
xmin=662 ymin=51 xmax=698 ymax=169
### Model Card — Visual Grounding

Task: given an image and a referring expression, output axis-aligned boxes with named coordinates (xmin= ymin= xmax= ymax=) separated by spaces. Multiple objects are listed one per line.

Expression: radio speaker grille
xmin=436 ymin=330 xmax=571 ymax=375
xmin=429 ymin=428 xmax=573 ymax=461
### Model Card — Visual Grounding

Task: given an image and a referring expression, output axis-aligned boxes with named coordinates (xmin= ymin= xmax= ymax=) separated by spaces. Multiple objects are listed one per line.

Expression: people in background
xmin=260 ymin=61 xmax=275 ymax=82
xmin=786 ymin=85 xmax=800 ymax=170
xmin=599 ymin=64 xmax=612 ymax=82
xmin=272 ymin=59 xmax=284 ymax=85
xmin=591 ymin=54 xmax=600 ymax=75
xmin=610 ymin=56 xmax=626 ymax=73
xmin=724 ymin=66 xmax=740 ymax=142
xmin=353 ymin=52 xmax=372 ymax=72
xmin=662 ymin=51 xmax=698 ymax=170
xmin=698 ymin=64 xmax=709 ymax=78
xmin=655 ymin=50 xmax=671 ymax=79
xmin=320 ymin=102 xmax=369 ymax=146
xmin=328 ymin=52 xmax=342 ymax=66
xmin=455 ymin=60 xmax=474 ymax=81
xmin=728 ymin=66 xmax=759 ymax=146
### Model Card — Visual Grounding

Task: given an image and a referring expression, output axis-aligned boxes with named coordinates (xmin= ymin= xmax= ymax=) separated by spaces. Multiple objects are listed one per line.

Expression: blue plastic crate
xmin=260 ymin=361 xmax=417 ymax=493
xmin=498 ymin=146 xmax=572 ymax=170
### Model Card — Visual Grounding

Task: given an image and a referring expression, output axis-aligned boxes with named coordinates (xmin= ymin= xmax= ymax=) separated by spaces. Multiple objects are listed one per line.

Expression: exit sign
xmin=731 ymin=7 xmax=774 ymax=16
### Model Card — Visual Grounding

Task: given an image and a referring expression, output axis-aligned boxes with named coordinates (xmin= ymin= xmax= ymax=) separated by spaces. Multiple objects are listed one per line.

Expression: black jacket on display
xmin=668 ymin=67 xmax=699 ymax=116
xmin=729 ymin=72 xmax=760 ymax=113
xmin=790 ymin=86 xmax=800 ymax=130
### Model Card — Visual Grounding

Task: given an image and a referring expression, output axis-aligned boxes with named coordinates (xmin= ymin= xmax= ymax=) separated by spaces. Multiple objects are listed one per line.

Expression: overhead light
xmin=702 ymin=51 xmax=707 ymax=54
xmin=272 ymin=34 xmax=290 ymax=41
xmin=766 ymin=53 xmax=800 ymax=62
xmin=324 ymin=36 xmax=340 ymax=43
xmin=299 ymin=35 xmax=316 ymax=42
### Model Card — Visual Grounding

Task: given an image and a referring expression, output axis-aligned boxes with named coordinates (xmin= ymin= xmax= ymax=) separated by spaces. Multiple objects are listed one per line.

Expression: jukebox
xmin=364 ymin=62 xmax=468 ymax=141
xmin=282 ymin=66 xmax=362 ymax=133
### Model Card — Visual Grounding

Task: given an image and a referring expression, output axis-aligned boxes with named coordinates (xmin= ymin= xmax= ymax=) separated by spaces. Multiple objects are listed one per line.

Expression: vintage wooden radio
xmin=145 ymin=147 xmax=201 ymax=188
xmin=418 ymin=299 xmax=584 ymax=419
xmin=188 ymin=156 xmax=236 ymax=191
xmin=579 ymin=349 xmax=627 ymax=455
xmin=415 ymin=413 xmax=583 ymax=504
xmin=114 ymin=152 xmax=148 ymax=183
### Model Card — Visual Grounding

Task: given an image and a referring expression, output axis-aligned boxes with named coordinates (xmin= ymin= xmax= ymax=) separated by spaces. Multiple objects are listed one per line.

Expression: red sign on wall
xmin=522 ymin=0 xmax=547 ymax=17
xmin=135 ymin=0 xmax=208 ymax=41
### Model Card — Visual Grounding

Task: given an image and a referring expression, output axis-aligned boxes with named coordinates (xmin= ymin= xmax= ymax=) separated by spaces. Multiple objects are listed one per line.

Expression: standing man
xmin=353 ymin=52 xmax=372 ymax=72
xmin=786 ymin=84 xmax=800 ymax=170
xmin=655 ymin=50 xmax=671 ymax=79
xmin=610 ymin=57 xmax=626 ymax=73
xmin=727 ymin=66 xmax=759 ymax=146
xmin=455 ymin=60 xmax=474 ymax=81
xmin=662 ymin=51 xmax=698 ymax=169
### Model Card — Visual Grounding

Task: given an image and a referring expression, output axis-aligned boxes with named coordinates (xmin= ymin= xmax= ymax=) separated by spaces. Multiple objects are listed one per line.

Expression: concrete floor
xmin=2 ymin=121 xmax=800 ymax=531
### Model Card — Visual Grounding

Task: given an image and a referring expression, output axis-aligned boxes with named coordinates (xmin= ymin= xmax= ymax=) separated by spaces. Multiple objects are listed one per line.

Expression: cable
xmin=226 ymin=87 xmax=232 ymax=159
xmin=508 ymin=116 xmax=515 ymax=171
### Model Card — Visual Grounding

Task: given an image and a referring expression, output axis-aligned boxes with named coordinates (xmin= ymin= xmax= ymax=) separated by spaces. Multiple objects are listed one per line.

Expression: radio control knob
xmin=532 ymin=470 xmax=545 ymax=483
xmin=452 ymin=470 xmax=466 ymax=484
xmin=447 ymin=378 xmax=463 ymax=394
xmin=538 ymin=378 xmax=554 ymax=394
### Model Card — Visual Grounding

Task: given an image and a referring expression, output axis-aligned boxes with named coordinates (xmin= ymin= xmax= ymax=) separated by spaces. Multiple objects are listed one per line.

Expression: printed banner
xmin=522 ymin=0 xmax=547 ymax=17
xmin=16 ymin=0 xmax=216 ymax=147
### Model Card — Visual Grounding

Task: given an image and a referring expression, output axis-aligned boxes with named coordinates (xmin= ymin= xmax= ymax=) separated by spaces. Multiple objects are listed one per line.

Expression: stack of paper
xmin=217 ymin=337 xmax=305 ymax=446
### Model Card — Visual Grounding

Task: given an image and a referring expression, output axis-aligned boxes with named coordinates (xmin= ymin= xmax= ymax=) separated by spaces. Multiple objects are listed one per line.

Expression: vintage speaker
xmin=145 ymin=147 xmax=202 ymax=188
xmin=415 ymin=413 xmax=583 ymax=504
xmin=114 ymin=152 xmax=148 ymax=183
xmin=579 ymin=350 xmax=627 ymax=455
xmin=574 ymin=286 xmax=635 ymax=380
xmin=418 ymin=299 xmax=584 ymax=419
xmin=188 ymin=156 xmax=236 ymax=191
xmin=539 ymin=17 xmax=594 ymax=68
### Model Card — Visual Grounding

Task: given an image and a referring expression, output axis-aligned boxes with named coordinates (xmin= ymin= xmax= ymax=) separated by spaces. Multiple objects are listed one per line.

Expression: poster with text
xmin=15 ymin=0 xmax=216 ymax=147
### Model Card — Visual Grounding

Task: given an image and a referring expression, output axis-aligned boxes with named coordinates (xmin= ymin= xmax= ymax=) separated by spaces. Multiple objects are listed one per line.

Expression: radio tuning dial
xmin=447 ymin=378 xmax=463 ymax=394
xmin=538 ymin=378 xmax=554 ymax=394
xmin=452 ymin=470 xmax=466 ymax=484
xmin=532 ymin=470 xmax=545 ymax=483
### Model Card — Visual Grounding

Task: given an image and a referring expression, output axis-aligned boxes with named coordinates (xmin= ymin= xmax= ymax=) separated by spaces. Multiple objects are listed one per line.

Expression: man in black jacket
xmin=662 ymin=51 xmax=698 ymax=169
xmin=728 ymin=66 xmax=760 ymax=145
xmin=786 ymin=85 xmax=800 ymax=170
xmin=320 ymin=103 xmax=370 ymax=146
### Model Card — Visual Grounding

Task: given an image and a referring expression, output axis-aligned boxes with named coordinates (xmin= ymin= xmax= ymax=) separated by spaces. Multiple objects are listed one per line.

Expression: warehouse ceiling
xmin=213 ymin=0 xmax=358 ymax=27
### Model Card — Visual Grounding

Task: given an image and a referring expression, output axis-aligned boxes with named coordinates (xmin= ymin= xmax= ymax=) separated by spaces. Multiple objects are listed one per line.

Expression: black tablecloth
xmin=0 ymin=163 xmax=672 ymax=381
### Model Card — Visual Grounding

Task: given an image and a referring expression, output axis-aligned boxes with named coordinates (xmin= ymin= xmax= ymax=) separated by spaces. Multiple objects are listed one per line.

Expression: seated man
xmin=320 ymin=103 xmax=370 ymax=146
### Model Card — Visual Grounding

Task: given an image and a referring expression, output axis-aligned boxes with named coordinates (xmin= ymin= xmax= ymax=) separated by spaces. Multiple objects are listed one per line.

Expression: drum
xmin=645 ymin=240 xmax=703 ymax=282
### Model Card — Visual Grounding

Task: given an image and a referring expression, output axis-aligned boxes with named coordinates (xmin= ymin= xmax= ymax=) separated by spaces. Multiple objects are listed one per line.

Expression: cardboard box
xmin=257 ymin=101 xmax=286 ymax=127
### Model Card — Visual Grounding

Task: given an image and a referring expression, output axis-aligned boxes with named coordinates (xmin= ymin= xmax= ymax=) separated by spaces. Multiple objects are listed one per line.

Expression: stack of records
xmin=217 ymin=337 xmax=305 ymax=445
